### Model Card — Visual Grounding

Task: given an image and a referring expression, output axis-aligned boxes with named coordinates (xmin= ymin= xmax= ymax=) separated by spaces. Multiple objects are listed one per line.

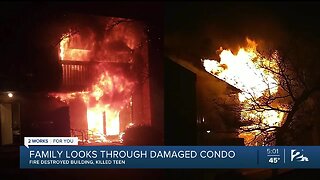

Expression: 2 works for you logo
xmin=24 ymin=137 xmax=78 ymax=148
xmin=290 ymin=149 xmax=309 ymax=162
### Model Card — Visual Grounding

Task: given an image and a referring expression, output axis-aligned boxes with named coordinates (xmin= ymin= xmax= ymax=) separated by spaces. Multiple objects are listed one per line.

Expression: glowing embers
xmin=202 ymin=38 xmax=286 ymax=145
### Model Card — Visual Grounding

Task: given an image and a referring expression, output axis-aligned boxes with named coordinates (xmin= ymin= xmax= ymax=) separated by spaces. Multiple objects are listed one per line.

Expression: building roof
xmin=168 ymin=57 xmax=241 ymax=94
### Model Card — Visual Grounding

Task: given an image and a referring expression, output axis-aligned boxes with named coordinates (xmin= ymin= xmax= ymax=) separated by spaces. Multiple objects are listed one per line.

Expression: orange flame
xmin=53 ymin=18 xmax=146 ymax=143
xmin=51 ymin=70 xmax=135 ymax=142
xmin=59 ymin=34 xmax=70 ymax=60
xmin=87 ymin=106 xmax=120 ymax=136
xmin=54 ymin=29 xmax=137 ymax=142
xmin=203 ymin=38 xmax=285 ymax=145
xmin=59 ymin=32 xmax=94 ymax=61
xmin=86 ymin=71 xmax=135 ymax=137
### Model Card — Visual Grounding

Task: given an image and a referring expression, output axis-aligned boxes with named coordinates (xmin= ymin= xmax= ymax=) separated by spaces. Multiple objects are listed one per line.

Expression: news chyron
xmin=20 ymin=137 xmax=320 ymax=168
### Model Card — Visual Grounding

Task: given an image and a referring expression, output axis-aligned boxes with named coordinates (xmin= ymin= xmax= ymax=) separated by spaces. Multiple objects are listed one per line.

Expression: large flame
xmin=86 ymin=71 xmax=135 ymax=137
xmin=203 ymin=38 xmax=285 ymax=145
xmin=51 ymin=70 xmax=134 ymax=142
xmin=52 ymin=18 xmax=143 ymax=143
xmin=87 ymin=105 xmax=120 ymax=136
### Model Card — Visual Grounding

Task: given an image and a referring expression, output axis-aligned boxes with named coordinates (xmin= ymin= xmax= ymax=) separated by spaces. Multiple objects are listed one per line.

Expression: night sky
xmin=165 ymin=2 xmax=320 ymax=74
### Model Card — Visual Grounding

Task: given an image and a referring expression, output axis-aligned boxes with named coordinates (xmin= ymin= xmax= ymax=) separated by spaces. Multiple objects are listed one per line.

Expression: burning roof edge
xmin=167 ymin=57 xmax=241 ymax=94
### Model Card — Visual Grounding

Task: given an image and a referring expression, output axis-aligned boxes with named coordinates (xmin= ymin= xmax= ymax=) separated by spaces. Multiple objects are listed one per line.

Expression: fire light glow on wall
xmin=202 ymin=38 xmax=286 ymax=145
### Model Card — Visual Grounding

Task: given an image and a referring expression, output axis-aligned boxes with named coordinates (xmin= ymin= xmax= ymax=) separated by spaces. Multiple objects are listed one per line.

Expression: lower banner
xmin=20 ymin=146 xmax=320 ymax=168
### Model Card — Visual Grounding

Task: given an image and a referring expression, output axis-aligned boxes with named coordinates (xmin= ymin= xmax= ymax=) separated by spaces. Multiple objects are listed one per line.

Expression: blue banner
xmin=20 ymin=146 xmax=320 ymax=168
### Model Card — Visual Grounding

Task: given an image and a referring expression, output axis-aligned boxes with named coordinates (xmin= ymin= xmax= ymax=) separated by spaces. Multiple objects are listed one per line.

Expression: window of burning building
xmin=47 ymin=14 xmax=151 ymax=144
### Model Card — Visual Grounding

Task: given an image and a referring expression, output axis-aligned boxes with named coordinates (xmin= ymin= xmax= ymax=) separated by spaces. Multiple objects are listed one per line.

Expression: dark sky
xmin=165 ymin=2 xmax=320 ymax=70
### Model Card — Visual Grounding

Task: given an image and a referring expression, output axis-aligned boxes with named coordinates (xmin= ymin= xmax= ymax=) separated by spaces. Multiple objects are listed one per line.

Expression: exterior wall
xmin=20 ymin=94 xmax=70 ymax=138
xmin=196 ymin=71 xmax=240 ymax=132
xmin=166 ymin=58 xmax=243 ymax=145
xmin=69 ymin=97 xmax=87 ymax=132
xmin=164 ymin=58 xmax=197 ymax=145
xmin=0 ymin=104 xmax=13 ymax=145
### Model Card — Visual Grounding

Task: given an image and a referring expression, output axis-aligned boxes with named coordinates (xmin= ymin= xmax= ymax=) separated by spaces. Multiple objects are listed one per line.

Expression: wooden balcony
xmin=59 ymin=60 xmax=93 ymax=91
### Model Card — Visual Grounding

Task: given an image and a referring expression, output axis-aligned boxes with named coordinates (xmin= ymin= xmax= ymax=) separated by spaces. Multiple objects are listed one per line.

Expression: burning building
xmin=201 ymin=38 xmax=284 ymax=145
xmin=49 ymin=14 xmax=152 ymax=143
xmin=165 ymin=57 xmax=243 ymax=145
xmin=166 ymin=37 xmax=320 ymax=146
xmin=0 ymin=10 xmax=163 ymax=146
xmin=166 ymin=37 xmax=292 ymax=146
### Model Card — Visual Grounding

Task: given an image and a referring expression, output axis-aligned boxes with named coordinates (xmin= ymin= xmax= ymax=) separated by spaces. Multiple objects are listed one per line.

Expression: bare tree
xmin=236 ymin=43 xmax=320 ymax=145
